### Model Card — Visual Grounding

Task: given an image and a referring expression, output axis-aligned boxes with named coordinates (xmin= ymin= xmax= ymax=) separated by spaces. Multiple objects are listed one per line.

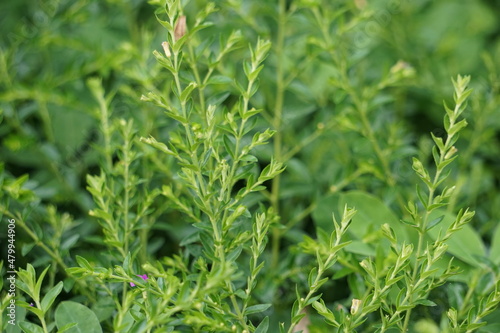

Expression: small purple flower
xmin=129 ymin=274 xmax=148 ymax=287
xmin=30 ymin=303 xmax=34 ymax=307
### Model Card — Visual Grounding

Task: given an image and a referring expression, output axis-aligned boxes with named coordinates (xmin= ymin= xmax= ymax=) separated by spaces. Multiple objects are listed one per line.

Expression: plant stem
xmin=402 ymin=84 xmax=466 ymax=332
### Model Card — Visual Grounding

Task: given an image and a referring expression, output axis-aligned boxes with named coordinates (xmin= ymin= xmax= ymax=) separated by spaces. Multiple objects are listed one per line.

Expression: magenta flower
xmin=129 ymin=274 xmax=148 ymax=287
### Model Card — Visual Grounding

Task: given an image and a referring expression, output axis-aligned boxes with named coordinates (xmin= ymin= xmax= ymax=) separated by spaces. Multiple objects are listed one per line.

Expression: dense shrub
xmin=1 ymin=0 xmax=500 ymax=332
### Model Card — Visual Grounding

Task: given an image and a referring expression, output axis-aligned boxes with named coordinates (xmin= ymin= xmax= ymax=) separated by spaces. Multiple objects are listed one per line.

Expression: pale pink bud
xmin=351 ymin=299 xmax=362 ymax=315
xmin=162 ymin=41 xmax=171 ymax=57
xmin=174 ymin=16 xmax=186 ymax=41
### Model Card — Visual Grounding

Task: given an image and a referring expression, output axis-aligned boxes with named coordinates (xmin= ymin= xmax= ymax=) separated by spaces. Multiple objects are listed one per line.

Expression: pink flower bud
xmin=175 ymin=16 xmax=186 ymax=41
xmin=162 ymin=41 xmax=171 ymax=57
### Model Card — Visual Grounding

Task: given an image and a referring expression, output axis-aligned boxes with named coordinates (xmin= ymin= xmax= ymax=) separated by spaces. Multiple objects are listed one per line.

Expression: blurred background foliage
xmin=1 ymin=0 xmax=500 ymax=330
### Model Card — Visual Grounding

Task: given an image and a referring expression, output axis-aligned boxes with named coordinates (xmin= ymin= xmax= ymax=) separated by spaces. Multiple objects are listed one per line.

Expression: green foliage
xmin=54 ymin=302 xmax=101 ymax=333
xmin=1 ymin=0 xmax=500 ymax=332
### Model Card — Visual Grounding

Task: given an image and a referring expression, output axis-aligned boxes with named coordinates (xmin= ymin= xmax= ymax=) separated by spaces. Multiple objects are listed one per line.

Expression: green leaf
xmin=164 ymin=110 xmax=188 ymax=124
xmin=448 ymin=119 xmax=467 ymax=135
xmin=22 ymin=243 xmax=36 ymax=256
xmin=291 ymin=313 xmax=307 ymax=325
xmin=306 ymin=294 xmax=323 ymax=306
xmin=154 ymin=12 xmax=173 ymax=31
xmin=55 ymin=301 xmax=103 ymax=333
xmin=242 ymin=108 xmax=262 ymax=120
xmin=245 ymin=303 xmax=271 ymax=315
xmin=128 ymin=320 xmax=147 ymax=333
xmin=34 ymin=266 xmax=51 ymax=301
xmin=416 ymin=184 xmax=428 ymax=210
xmin=140 ymin=136 xmax=176 ymax=156
xmin=240 ymin=154 xmax=258 ymax=163
xmin=41 ymin=281 xmax=64 ymax=313
xmin=308 ymin=267 xmax=318 ymax=288
xmin=56 ymin=323 xmax=78 ymax=333
xmin=456 ymin=88 xmax=473 ymax=106
xmin=430 ymin=132 xmax=445 ymax=153
xmin=223 ymin=135 xmax=235 ymax=159
xmin=427 ymin=209 xmax=485 ymax=267
xmin=206 ymin=92 xmax=230 ymax=106
xmin=75 ymin=256 xmax=92 ymax=270
xmin=234 ymin=289 xmax=248 ymax=300
xmin=254 ymin=316 xmax=269 ymax=333
xmin=19 ymin=322 xmax=44 ymax=333
xmin=489 ymin=224 xmax=500 ymax=265
xmin=207 ymin=75 xmax=232 ymax=85
xmin=180 ymin=82 xmax=197 ymax=102
xmin=426 ymin=215 xmax=444 ymax=231
xmin=5 ymin=305 xmax=26 ymax=333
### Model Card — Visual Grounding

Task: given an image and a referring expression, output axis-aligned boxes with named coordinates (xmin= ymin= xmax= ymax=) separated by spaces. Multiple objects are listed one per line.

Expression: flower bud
xmin=162 ymin=41 xmax=171 ymax=57
xmin=444 ymin=146 xmax=457 ymax=160
xmin=351 ymin=299 xmax=362 ymax=315
xmin=175 ymin=16 xmax=186 ymax=41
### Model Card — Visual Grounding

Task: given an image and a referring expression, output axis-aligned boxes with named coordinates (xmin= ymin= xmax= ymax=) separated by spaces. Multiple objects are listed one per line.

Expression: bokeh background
xmin=1 ymin=0 xmax=500 ymax=330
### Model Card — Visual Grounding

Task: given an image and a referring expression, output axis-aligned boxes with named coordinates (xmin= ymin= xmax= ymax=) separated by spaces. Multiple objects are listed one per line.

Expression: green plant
xmin=1 ymin=0 xmax=500 ymax=332
xmin=307 ymin=75 xmax=500 ymax=333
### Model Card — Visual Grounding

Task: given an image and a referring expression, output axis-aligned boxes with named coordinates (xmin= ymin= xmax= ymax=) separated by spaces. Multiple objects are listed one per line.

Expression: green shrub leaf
xmin=55 ymin=301 xmax=102 ymax=333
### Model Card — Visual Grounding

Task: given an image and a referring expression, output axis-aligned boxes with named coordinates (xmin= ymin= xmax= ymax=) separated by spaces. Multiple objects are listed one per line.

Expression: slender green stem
xmin=187 ymin=43 xmax=207 ymax=125
xmin=170 ymin=22 xmax=226 ymax=262
xmin=120 ymin=129 xmax=132 ymax=324
xmin=123 ymin=135 xmax=131 ymax=256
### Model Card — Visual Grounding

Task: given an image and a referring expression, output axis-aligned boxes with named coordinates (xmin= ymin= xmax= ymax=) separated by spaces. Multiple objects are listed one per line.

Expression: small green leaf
xmin=448 ymin=118 xmax=468 ymax=136
xmin=414 ymin=299 xmax=437 ymax=307
xmin=22 ymin=243 xmax=36 ymax=256
xmin=490 ymin=225 xmax=500 ymax=265
xmin=34 ymin=266 xmax=51 ymax=301
xmin=164 ymin=110 xmax=188 ymax=124
xmin=291 ymin=313 xmax=306 ymax=325
xmin=240 ymin=154 xmax=258 ymax=163
xmin=207 ymin=75 xmax=232 ymax=85
xmin=75 ymin=256 xmax=92 ymax=270
xmin=154 ymin=13 xmax=173 ymax=31
xmin=400 ymin=219 xmax=419 ymax=229
xmin=427 ymin=209 xmax=485 ymax=267
xmin=306 ymin=294 xmax=323 ymax=306
xmin=245 ymin=303 xmax=271 ymax=315
xmin=426 ymin=215 xmax=444 ymax=231
xmin=308 ymin=267 xmax=318 ymax=288
xmin=234 ymin=289 xmax=247 ymax=300
xmin=180 ymin=82 xmax=197 ymax=102
xmin=140 ymin=136 xmax=176 ymax=156
xmin=242 ymin=108 xmax=262 ymax=120
xmin=223 ymin=135 xmax=235 ymax=159
xmin=41 ymin=281 xmax=64 ymax=313
xmin=430 ymin=132 xmax=445 ymax=153
xmin=19 ymin=321 xmax=44 ymax=333
xmin=254 ymin=316 xmax=269 ymax=333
